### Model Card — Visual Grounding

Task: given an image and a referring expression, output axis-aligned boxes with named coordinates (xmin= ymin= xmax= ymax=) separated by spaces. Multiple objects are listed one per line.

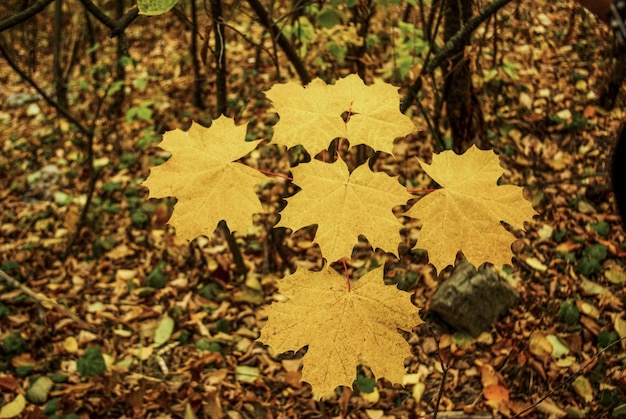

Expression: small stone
xmin=430 ymin=261 xmax=519 ymax=336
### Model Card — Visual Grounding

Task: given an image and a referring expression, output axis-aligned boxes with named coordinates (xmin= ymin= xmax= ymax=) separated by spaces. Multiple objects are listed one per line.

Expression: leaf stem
xmin=408 ymin=188 xmax=438 ymax=194
xmin=341 ymin=258 xmax=351 ymax=292
xmin=257 ymin=169 xmax=293 ymax=180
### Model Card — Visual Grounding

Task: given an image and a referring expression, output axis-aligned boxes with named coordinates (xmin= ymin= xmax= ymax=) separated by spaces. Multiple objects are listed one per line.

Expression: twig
xmin=77 ymin=0 xmax=139 ymax=37
xmin=0 ymin=269 xmax=94 ymax=329
xmin=64 ymin=84 xmax=109 ymax=257
xmin=220 ymin=20 xmax=279 ymax=70
xmin=0 ymin=40 xmax=92 ymax=137
xmin=218 ymin=220 xmax=249 ymax=277
xmin=246 ymin=0 xmax=310 ymax=84
xmin=512 ymin=336 xmax=626 ymax=418
xmin=429 ymin=323 xmax=449 ymax=419
xmin=0 ymin=0 xmax=54 ymax=32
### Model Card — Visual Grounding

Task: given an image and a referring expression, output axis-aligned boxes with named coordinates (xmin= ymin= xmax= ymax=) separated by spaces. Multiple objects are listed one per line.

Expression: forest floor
xmin=1 ymin=1 xmax=626 ymax=418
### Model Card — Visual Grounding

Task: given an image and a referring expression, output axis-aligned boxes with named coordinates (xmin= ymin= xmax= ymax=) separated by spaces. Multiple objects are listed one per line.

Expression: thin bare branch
xmin=0 ymin=269 xmax=94 ymax=330
xmin=0 ymin=0 xmax=54 ymax=32
xmin=78 ymin=0 xmax=139 ymax=37
xmin=0 ymin=40 xmax=92 ymax=137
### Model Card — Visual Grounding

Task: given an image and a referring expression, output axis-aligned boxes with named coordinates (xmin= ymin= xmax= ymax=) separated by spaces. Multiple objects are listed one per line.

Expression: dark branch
xmin=109 ymin=6 xmax=139 ymax=37
xmin=78 ymin=0 xmax=139 ymax=37
xmin=0 ymin=41 xmax=92 ymax=137
xmin=0 ymin=0 xmax=54 ymax=32
xmin=79 ymin=0 xmax=115 ymax=27
xmin=401 ymin=0 xmax=514 ymax=113
xmin=246 ymin=0 xmax=310 ymax=85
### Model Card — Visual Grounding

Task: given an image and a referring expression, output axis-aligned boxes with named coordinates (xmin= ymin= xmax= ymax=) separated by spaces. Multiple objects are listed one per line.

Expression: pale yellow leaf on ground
xmin=258 ymin=266 xmax=422 ymax=397
xmin=279 ymin=157 xmax=410 ymax=262
xmin=404 ymin=146 xmax=536 ymax=270
xmin=142 ymin=117 xmax=267 ymax=239
xmin=266 ymin=74 xmax=416 ymax=155
xmin=0 ymin=394 xmax=25 ymax=418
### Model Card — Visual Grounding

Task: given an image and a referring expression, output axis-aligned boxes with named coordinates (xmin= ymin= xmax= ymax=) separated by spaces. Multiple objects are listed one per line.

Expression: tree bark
xmin=401 ymin=0 xmax=514 ymax=113
xmin=348 ymin=0 xmax=374 ymax=80
xmin=211 ymin=0 xmax=227 ymax=116
xmin=442 ymin=0 xmax=485 ymax=153
xmin=53 ymin=0 xmax=68 ymax=110
xmin=190 ymin=0 xmax=205 ymax=109
xmin=246 ymin=0 xmax=310 ymax=84
xmin=0 ymin=0 xmax=54 ymax=32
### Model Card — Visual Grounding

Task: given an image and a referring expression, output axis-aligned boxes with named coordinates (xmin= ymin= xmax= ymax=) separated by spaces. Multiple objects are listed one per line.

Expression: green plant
xmin=558 ymin=300 xmax=580 ymax=325
xmin=146 ymin=262 xmax=166 ymax=289
xmin=77 ymin=347 xmax=106 ymax=377
xmin=577 ymin=243 xmax=608 ymax=276
xmin=2 ymin=332 xmax=26 ymax=354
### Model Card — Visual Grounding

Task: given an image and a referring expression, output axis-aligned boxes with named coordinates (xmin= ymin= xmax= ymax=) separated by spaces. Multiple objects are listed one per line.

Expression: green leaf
xmin=107 ymin=80 xmax=125 ymax=97
xmin=558 ymin=300 xmax=580 ymax=325
xmin=43 ymin=398 xmax=60 ymax=415
xmin=87 ymin=42 xmax=100 ymax=54
xmin=614 ymin=403 xmax=626 ymax=418
xmin=572 ymin=376 xmax=593 ymax=403
xmin=195 ymin=338 xmax=222 ymax=352
xmin=137 ymin=0 xmax=179 ymax=15
xmin=577 ymin=257 xmax=602 ymax=276
xmin=146 ymin=262 xmax=166 ymax=289
xmin=26 ymin=376 xmax=54 ymax=404
xmin=15 ymin=366 xmax=33 ymax=377
xmin=137 ymin=107 xmax=153 ymax=121
xmin=154 ymin=316 xmax=175 ymax=347
xmin=484 ymin=68 xmax=498 ymax=83
xmin=502 ymin=60 xmax=520 ymax=80
xmin=77 ymin=347 xmax=106 ymax=377
xmin=317 ymin=8 xmax=342 ymax=29
xmin=2 ymin=332 xmax=26 ymax=354
xmin=235 ymin=365 xmax=259 ymax=383
xmin=353 ymin=375 xmax=377 ymax=393
xmin=0 ymin=394 xmax=26 ymax=418
xmin=590 ymin=221 xmax=610 ymax=236
xmin=598 ymin=330 xmax=619 ymax=349
xmin=451 ymin=332 xmax=473 ymax=347
xmin=584 ymin=244 xmax=608 ymax=261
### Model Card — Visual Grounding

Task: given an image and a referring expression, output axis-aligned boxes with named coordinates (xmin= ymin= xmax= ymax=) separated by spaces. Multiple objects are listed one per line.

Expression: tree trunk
xmin=443 ymin=0 xmax=485 ymax=153
xmin=190 ymin=0 xmax=205 ymax=109
xmin=211 ymin=0 xmax=227 ymax=117
xmin=53 ymin=0 xmax=68 ymax=110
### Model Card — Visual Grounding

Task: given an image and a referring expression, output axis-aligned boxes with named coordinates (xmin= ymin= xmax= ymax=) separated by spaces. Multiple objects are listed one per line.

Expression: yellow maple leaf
xmin=279 ymin=157 xmax=410 ymax=262
xmin=266 ymin=74 xmax=417 ymax=155
xmin=142 ymin=116 xmax=267 ymax=239
xmin=258 ymin=266 xmax=421 ymax=397
xmin=405 ymin=146 xmax=536 ymax=270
